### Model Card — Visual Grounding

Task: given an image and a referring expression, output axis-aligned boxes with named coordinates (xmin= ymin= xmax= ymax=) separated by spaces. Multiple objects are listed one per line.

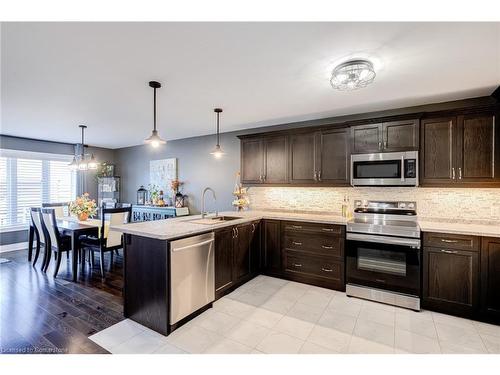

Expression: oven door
xmin=346 ymin=233 xmax=421 ymax=297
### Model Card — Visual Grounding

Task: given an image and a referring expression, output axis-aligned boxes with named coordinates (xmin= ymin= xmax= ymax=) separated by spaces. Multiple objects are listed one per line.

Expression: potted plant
xmin=69 ymin=193 xmax=97 ymax=221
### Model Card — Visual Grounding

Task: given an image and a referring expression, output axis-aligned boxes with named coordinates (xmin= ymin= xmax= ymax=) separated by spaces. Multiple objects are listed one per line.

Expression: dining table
xmin=56 ymin=218 xmax=100 ymax=282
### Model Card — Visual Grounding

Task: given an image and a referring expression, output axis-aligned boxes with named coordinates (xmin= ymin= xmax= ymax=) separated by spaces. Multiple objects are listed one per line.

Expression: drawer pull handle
xmin=440 ymin=239 xmax=458 ymax=243
xmin=292 ymin=241 xmax=303 ymax=246
xmin=321 ymin=268 xmax=333 ymax=272
xmin=293 ymin=263 xmax=302 ymax=267
xmin=291 ymin=225 xmax=302 ymax=229
xmin=440 ymin=249 xmax=459 ymax=254
xmin=322 ymin=228 xmax=334 ymax=232
xmin=322 ymin=245 xmax=333 ymax=249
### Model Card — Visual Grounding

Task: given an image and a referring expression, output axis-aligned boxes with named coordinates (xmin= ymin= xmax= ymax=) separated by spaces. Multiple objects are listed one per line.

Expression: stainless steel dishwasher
xmin=170 ymin=232 xmax=215 ymax=325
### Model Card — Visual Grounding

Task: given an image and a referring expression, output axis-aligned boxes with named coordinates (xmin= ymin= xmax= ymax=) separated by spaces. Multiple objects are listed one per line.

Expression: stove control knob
xmin=408 ymin=203 xmax=415 ymax=209
xmin=356 ymin=201 xmax=362 ymax=206
xmin=399 ymin=203 xmax=406 ymax=209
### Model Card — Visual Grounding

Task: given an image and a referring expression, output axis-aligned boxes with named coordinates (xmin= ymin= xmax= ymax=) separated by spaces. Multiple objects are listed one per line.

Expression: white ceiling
xmin=1 ymin=22 xmax=499 ymax=149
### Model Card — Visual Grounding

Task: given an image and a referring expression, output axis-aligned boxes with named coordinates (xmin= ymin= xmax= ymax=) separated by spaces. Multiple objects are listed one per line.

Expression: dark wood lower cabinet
xmin=215 ymin=227 xmax=234 ymax=299
xmin=423 ymin=246 xmax=479 ymax=318
xmin=480 ymin=237 xmax=500 ymax=322
xmin=250 ymin=221 xmax=261 ymax=275
xmin=233 ymin=223 xmax=252 ymax=284
xmin=262 ymin=219 xmax=282 ymax=276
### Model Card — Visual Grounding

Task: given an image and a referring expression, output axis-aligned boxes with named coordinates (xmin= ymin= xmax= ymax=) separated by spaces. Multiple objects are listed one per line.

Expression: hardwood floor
xmin=0 ymin=248 xmax=125 ymax=354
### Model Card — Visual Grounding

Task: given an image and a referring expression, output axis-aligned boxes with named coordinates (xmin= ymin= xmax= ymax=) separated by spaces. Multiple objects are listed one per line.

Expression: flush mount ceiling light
xmin=144 ymin=81 xmax=167 ymax=148
xmin=68 ymin=125 xmax=98 ymax=171
xmin=210 ymin=108 xmax=225 ymax=158
xmin=330 ymin=59 xmax=376 ymax=91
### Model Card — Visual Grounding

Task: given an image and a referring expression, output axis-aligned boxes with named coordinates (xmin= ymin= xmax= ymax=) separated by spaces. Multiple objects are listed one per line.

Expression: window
xmin=0 ymin=150 xmax=77 ymax=229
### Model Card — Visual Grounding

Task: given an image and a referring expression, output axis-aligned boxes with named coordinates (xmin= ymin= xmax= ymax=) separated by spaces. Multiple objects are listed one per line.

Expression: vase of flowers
xmin=69 ymin=193 xmax=97 ymax=221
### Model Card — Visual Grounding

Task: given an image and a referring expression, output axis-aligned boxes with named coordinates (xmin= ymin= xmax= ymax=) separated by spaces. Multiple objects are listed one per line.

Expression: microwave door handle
xmin=350 ymin=155 xmax=354 ymax=186
xmin=401 ymin=155 xmax=405 ymax=182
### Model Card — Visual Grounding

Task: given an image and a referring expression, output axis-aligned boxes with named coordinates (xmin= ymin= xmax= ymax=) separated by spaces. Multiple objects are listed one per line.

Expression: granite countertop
xmin=418 ymin=220 xmax=500 ymax=238
xmin=111 ymin=209 xmax=500 ymax=240
xmin=111 ymin=210 xmax=347 ymax=240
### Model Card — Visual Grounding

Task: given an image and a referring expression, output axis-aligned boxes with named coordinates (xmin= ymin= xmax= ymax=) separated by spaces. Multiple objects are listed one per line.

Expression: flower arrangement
xmin=148 ymin=184 xmax=160 ymax=205
xmin=170 ymin=179 xmax=182 ymax=194
xmin=232 ymin=172 xmax=249 ymax=211
xmin=69 ymin=193 xmax=97 ymax=221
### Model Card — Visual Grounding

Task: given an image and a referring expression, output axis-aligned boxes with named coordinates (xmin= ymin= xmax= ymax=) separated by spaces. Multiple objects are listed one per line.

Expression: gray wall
xmin=0 ymin=135 xmax=115 ymax=245
xmin=115 ymin=131 xmax=243 ymax=214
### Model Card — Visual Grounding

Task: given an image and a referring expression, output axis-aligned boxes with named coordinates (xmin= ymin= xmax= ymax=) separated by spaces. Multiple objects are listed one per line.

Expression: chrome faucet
xmin=201 ymin=187 xmax=217 ymax=219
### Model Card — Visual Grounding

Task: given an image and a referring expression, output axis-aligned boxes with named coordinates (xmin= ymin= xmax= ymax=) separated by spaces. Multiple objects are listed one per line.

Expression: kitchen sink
xmin=188 ymin=216 xmax=242 ymax=225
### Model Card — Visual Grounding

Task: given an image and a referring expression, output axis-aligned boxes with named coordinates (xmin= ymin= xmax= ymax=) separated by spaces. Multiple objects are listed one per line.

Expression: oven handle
xmin=346 ymin=232 xmax=421 ymax=249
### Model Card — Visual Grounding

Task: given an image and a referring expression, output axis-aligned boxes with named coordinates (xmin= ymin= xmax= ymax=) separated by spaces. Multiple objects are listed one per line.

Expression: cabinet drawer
xmin=423 ymin=232 xmax=480 ymax=252
xmin=284 ymin=251 xmax=343 ymax=282
xmin=284 ymin=233 xmax=343 ymax=258
xmin=282 ymin=221 xmax=344 ymax=236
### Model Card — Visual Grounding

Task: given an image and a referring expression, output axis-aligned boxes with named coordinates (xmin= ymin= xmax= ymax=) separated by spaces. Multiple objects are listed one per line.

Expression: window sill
xmin=0 ymin=225 xmax=29 ymax=233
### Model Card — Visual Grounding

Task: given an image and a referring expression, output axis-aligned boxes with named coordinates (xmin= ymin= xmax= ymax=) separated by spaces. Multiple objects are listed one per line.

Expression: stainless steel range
xmin=346 ymin=200 xmax=421 ymax=310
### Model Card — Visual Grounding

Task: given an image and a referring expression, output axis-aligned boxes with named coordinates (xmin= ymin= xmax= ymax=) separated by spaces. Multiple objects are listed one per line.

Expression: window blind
xmin=0 ymin=150 xmax=77 ymax=229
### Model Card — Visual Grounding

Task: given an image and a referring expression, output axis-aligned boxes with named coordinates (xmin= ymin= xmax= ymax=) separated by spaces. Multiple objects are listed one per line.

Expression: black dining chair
xmin=80 ymin=206 xmax=132 ymax=278
xmin=29 ymin=208 xmax=46 ymax=268
xmin=40 ymin=208 xmax=73 ymax=277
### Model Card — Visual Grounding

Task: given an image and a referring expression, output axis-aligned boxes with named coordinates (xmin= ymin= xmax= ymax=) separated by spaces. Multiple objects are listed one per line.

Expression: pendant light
xmin=144 ymin=81 xmax=167 ymax=148
xmin=68 ymin=125 xmax=98 ymax=171
xmin=210 ymin=108 xmax=225 ymax=158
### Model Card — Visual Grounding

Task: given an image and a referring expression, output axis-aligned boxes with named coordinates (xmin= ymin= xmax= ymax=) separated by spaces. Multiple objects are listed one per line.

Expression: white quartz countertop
xmin=418 ymin=220 xmax=500 ymax=238
xmin=111 ymin=210 xmax=347 ymax=240
xmin=111 ymin=210 xmax=500 ymax=240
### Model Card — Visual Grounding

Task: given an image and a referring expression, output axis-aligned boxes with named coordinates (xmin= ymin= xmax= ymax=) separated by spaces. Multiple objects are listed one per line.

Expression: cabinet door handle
xmin=384 ymin=141 xmax=387 ymax=149
xmin=452 ymin=168 xmax=456 ymax=180
xmin=235 ymin=227 xmax=239 ymax=238
xmin=321 ymin=267 xmax=333 ymax=272
xmin=232 ymin=228 xmax=235 ymax=238
xmin=313 ymin=171 xmax=318 ymax=182
xmin=318 ymin=170 xmax=322 ymax=181
xmin=322 ymin=245 xmax=333 ymax=249
xmin=292 ymin=241 xmax=302 ymax=246
xmin=292 ymin=263 xmax=302 ymax=267
xmin=458 ymin=167 xmax=462 ymax=180
xmin=440 ymin=249 xmax=459 ymax=254
xmin=251 ymin=223 xmax=256 ymax=233
xmin=378 ymin=142 xmax=382 ymax=150
xmin=440 ymin=239 xmax=458 ymax=243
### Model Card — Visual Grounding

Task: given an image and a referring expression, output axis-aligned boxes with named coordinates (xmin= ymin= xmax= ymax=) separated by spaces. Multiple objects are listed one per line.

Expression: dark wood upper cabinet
xmin=289 ymin=132 xmax=317 ymax=183
xmin=423 ymin=246 xmax=479 ymax=317
xmin=214 ymin=227 xmax=234 ymax=299
xmin=263 ymin=136 xmax=289 ymax=183
xmin=351 ymin=120 xmax=419 ymax=154
xmin=456 ymin=113 xmax=500 ymax=184
xmin=420 ymin=113 xmax=499 ymax=187
xmin=382 ymin=119 xmax=419 ymax=151
xmin=480 ymin=237 xmax=500 ymax=321
xmin=318 ymin=128 xmax=350 ymax=185
xmin=420 ymin=117 xmax=455 ymax=185
xmin=351 ymin=123 xmax=382 ymax=153
xmin=241 ymin=138 xmax=264 ymax=183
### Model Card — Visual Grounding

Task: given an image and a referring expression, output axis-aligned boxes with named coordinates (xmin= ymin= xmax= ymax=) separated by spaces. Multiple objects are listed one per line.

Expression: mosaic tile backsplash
xmin=247 ymin=187 xmax=500 ymax=221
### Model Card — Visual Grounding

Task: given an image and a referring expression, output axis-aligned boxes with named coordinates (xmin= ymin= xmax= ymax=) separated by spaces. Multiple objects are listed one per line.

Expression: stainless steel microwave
xmin=351 ymin=151 xmax=418 ymax=186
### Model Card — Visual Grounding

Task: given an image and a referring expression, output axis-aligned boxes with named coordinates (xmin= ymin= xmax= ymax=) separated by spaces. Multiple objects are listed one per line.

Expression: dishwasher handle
xmin=171 ymin=238 xmax=214 ymax=252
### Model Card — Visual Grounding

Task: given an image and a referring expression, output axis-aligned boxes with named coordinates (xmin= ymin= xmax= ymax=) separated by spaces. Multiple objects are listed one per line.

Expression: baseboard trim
xmin=0 ymin=242 xmax=28 ymax=253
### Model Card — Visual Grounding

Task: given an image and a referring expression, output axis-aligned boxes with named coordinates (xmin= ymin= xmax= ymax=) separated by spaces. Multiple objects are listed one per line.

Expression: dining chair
xmin=40 ymin=208 xmax=73 ymax=277
xmin=42 ymin=202 xmax=69 ymax=218
xmin=80 ymin=206 xmax=131 ymax=278
xmin=29 ymin=208 xmax=47 ymax=268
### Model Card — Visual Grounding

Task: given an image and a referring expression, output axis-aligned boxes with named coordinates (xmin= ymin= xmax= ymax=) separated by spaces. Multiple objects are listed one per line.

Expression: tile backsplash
xmin=247 ymin=187 xmax=500 ymax=221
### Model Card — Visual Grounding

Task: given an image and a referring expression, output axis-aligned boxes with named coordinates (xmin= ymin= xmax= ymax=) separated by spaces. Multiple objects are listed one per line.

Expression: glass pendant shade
xmin=87 ymin=154 xmax=98 ymax=169
xmin=210 ymin=144 xmax=225 ymax=158
xmin=68 ymin=156 xmax=79 ymax=170
xmin=68 ymin=125 xmax=97 ymax=171
xmin=144 ymin=129 xmax=166 ymax=148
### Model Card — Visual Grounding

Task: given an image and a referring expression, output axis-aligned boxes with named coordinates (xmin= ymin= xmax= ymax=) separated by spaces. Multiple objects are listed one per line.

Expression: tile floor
xmin=89 ymin=275 xmax=500 ymax=354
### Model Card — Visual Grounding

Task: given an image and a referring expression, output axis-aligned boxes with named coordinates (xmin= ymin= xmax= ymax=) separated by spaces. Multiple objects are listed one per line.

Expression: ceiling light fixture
xmin=144 ymin=81 xmax=166 ymax=148
xmin=330 ymin=59 xmax=376 ymax=91
xmin=68 ymin=125 xmax=98 ymax=171
xmin=210 ymin=108 xmax=225 ymax=158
